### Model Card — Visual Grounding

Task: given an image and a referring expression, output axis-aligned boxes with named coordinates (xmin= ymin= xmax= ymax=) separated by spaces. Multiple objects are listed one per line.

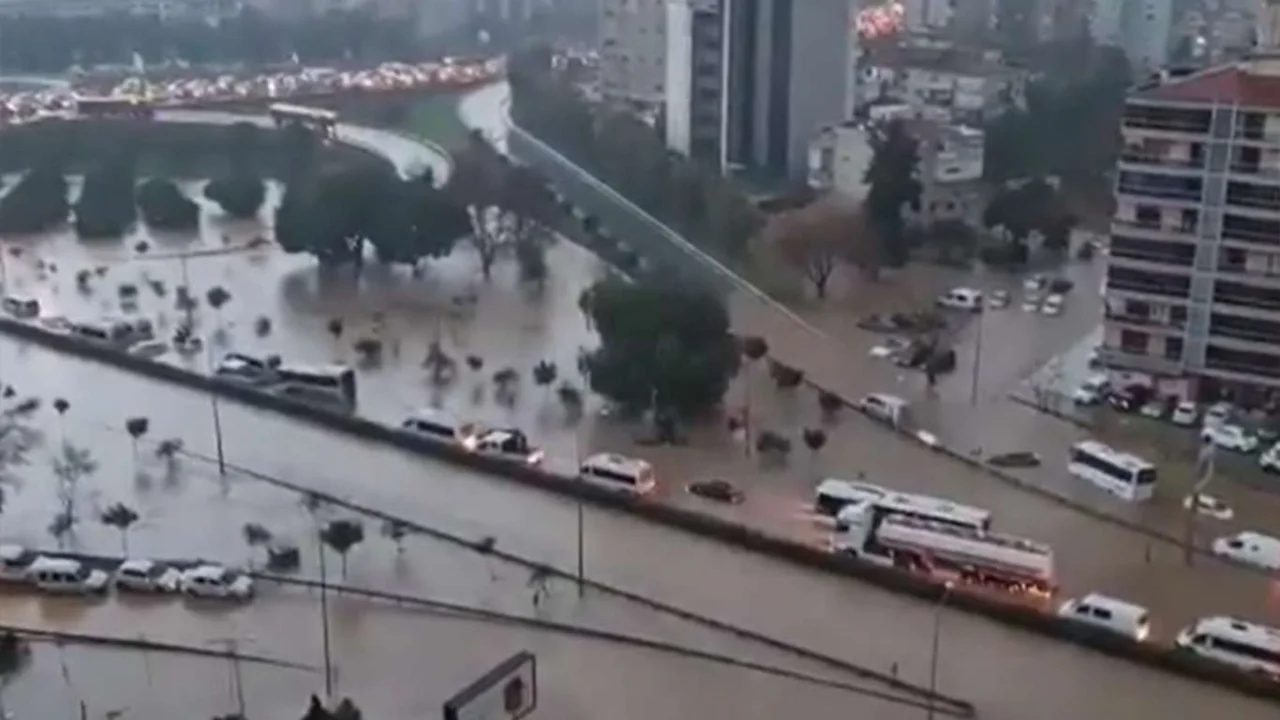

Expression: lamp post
xmin=207 ymin=636 xmax=252 ymax=718
xmin=1184 ymin=438 xmax=1217 ymax=566
xmin=574 ymin=418 xmax=585 ymax=598
xmin=926 ymin=582 xmax=954 ymax=720
xmin=318 ymin=534 xmax=334 ymax=698
xmin=204 ymin=345 xmax=228 ymax=476
xmin=969 ymin=308 xmax=985 ymax=407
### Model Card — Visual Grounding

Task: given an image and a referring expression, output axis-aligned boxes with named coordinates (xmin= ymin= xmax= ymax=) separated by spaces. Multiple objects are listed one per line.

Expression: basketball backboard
xmin=442 ymin=651 xmax=537 ymax=720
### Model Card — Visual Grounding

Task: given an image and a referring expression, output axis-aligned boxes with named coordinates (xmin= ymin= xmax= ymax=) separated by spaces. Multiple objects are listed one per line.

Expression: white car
xmin=180 ymin=564 xmax=254 ymax=599
xmin=937 ymin=288 xmax=984 ymax=311
xmin=1212 ymin=531 xmax=1280 ymax=571
xmin=1072 ymin=374 xmax=1110 ymax=405
xmin=1021 ymin=296 xmax=1041 ymax=312
xmin=1261 ymin=443 xmax=1280 ymax=474
xmin=1183 ymin=494 xmax=1235 ymax=521
xmin=1201 ymin=423 xmax=1259 ymax=453
xmin=474 ymin=429 xmax=544 ymax=465
xmin=1203 ymin=401 xmax=1234 ymax=428
xmin=115 ymin=559 xmax=183 ymax=593
xmin=1171 ymin=401 xmax=1199 ymax=426
xmin=0 ymin=544 xmax=34 ymax=582
xmin=1041 ymin=294 xmax=1065 ymax=316
xmin=25 ymin=557 xmax=111 ymax=595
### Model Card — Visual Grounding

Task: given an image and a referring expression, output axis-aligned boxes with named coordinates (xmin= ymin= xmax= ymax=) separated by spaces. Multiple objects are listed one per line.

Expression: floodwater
xmin=0 ymin=94 xmax=1274 ymax=716
xmin=0 ymin=341 xmax=1274 ymax=719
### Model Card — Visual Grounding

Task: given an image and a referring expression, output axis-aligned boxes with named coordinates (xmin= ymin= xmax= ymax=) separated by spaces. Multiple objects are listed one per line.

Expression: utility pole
xmin=969 ymin=308 xmax=985 ymax=407
xmin=209 ymin=637 xmax=248 ymax=717
xmin=574 ymin=424 xmax=585 ymax=598
xmin=927 ymin=583 xmax=954 ymax=720
xmin=205 ymin=346 xmax=228 ymax=475
xmin=318 ymin=537 xmax=334 ymax=698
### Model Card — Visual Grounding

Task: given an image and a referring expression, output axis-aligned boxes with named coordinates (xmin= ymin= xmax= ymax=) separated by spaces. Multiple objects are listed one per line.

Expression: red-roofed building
xmin=1104 ymin=56 xmax=1280 ymax=405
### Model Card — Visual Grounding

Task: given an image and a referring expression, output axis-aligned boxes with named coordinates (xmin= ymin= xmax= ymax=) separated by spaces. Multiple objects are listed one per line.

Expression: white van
xmin=1057 ymin=593 xmax=1151 ymax=641
xmin=937 ymin=288 xmax=984 ymax=311
xmin=1177 ymin=616 xmax=1280 ymax=677
xmin=24 ymin=557 xmax=110 ymax=594
xmin=813 ymin=478 xmax=886 ymax=517
xmin=579 ymin=453 xmax=656 ymax=494
xmin=401 ymin=408 xmax=481 ymax=445
xmin=857 ymin=393 xmax=909 ymax=427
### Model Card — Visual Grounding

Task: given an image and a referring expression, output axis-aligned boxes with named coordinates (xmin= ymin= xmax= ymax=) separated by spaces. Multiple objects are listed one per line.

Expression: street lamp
xmin=926 ymin=581 xmax=954 ymax=720
xmin=969 ymin=307 xmax=985 ymax=407
xmin=207 ymin=635 xmax=254 ymax=718
xmin=203 ymin=344 xmax=228 ymax=476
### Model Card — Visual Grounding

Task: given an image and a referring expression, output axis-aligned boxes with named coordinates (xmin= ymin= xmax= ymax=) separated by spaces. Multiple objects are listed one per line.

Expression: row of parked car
xmin=0 ymin=545 xmax=253 ymax=599
xmin=1072 ymin=376 xmax=1280 ymax=470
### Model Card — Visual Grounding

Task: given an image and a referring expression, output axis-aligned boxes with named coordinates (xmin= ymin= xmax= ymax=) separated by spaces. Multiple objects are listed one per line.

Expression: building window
xmin=1120 ymin=330 xmax=1149 ymax=354
xmin=1164 ymin=337 xmax=1184 ymax=360
xmin=1124 ymin=300 xmax=1151 ymax=317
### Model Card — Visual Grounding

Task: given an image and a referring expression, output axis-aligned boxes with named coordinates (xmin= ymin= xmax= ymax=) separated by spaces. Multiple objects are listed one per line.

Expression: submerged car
xmin=687 ymin=479 xmax=745 ymax=504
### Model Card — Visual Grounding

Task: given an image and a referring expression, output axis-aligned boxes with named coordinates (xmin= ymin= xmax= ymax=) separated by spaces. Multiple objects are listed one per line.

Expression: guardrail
xmin=1 ymin=317 xmax=1279 ymax=704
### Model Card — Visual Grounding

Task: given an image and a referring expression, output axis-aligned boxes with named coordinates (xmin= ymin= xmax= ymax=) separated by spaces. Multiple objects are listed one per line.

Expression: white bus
xmin=1177 ymin=616 xmax=1280 ymax=677
xmin=834 ymin=490 xmax=992 ymax=535
xmin=813 ymin=478 xmax=887 ymax=517
xmin=1068 ymin=440 xmax=1157 ymax=502
xmin=274 ymin=363 xmax=356 ymax=411
xmin=578 ymin=453 xmax=656 ymax=495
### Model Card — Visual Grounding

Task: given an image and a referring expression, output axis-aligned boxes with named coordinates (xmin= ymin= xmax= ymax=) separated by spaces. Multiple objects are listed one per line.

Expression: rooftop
xmin=864 ymin=42 xmax=1019 ymax=78
xmin=1132 ymin=56 xmax=1280 ymax=107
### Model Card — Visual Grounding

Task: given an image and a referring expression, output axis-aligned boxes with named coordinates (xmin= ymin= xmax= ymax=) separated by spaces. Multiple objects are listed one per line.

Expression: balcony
xmin=1109 ymin=241 xmax=1195 ymax=267
xmin=1096 ymin=346 xmax=1183 ymax=374
xmin=1217 ymin=262 xmax=1280 ymax=289
xmin=1120 ymin=152 xmax=1204 ymax=172
xmin=1214 ymin=289 xmax=1280 ymax=312
xmin=1105 ymin=275 xmax=1191 ymax=300
xmin=1221 ymin=223 xmax=1280 ymax=249
xmin=1122 ymin=112 xmax=1211 ymax=137
xmin=1204 ymin=352 xmax=1280 ymax=382
xmin=1116 ymin=182 xmax=1202 ymax=205
xmin=1111 ymin=218 xmax=1197 ymax=241
xmin=1105 ymin=309 xmax=1187 ymax=331
xmin=1231 ymin=162 xmax=1280 ymax=181
xmin=1209 ymin=326 xmax=1280 ymax=351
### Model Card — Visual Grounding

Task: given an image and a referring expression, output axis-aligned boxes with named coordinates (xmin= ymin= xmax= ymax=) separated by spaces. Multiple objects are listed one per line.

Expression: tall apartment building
xmin=1104 ymin=55 xmax=1280 ymax=403
xmin=1089 ymin=0 xmax=1174 ymax=73
xmin=600 ymin=0 xmax=668 ymax=110
xmin=663 ymin=0 xmax=856 ymax=180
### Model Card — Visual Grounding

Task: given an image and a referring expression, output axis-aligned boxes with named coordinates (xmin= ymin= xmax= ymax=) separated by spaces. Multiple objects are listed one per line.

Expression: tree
xmin=925 ymin=219 xmax=979 ymax=264
xmin=75 ymin=156 xmax=138 ymax=239
xmin=50 ymin=443 xmax=97 ymax=546
xmin=532 ymin=360 xmax=558 ymax=398
xmin=0 ymin=166 xmax=69 ymax=234
xmin=802 ymin=427 xmax=828 ymax=477
xmin=125 ymin=416 xmax=150 ymax=467
xmin=863 ymin=120 xmax=921 ymax=268
xmin=774 ymin=200 xmax=869 ymax=298
xmin=320 ymin=518 xmax=365 ymax=578
xmin=579 ymin=277 xmax=740 ymax=422
xmin=207 ymin=286 xmax=232 ymax=329
xmin=137 ymin=178 xmax=199 ymax=231
xmin=205 ymin=176 xmax=267 ymax=219
xmin=380 ymin=519 xmax=408 ymax=553
xmin=100 ymin=502 xmax=140 ymax=554
xmin=446 ymin=131 xmax=508 ymax=280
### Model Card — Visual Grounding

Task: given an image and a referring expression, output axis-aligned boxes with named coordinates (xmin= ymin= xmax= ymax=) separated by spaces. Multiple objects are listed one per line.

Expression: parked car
xmin=1212 ymin=531 xmax=1280 ymax=571
xmin=936 ymin=288 xmax=984 ymax=311
xmin=1171 ymin=401 xmax=1199 ymax=426
xmin=1204 ymin=401 xmax=1235 ymax=428
xmin=1201 ymin=423 xmax=1260 ymax=453
xmin=0 ymin=544 xmax=35 ymax=582
xmin=687 ymin=479 xmax=745 ymax=504
xmin=1262 ymin=443 xmax=1280 ymax=474
xmin=1041 ymin=294 xmax=1065 ymax=316
xmin=215 ymin=353 xmax=278 ymax=384
xmin=25 ymin=557 xmax=110 ymax=595
xmin=1107 ymin=384 xmax=1151 ymax=413
xmin=129 ymin=339 xmax=169 ymax=359
xmin=1139 ymin=399 xmax=1170 ymax=419
xmin=2 ymin=296 xmax=40 ymax=319
xmin=114 ymin=559 xmax=183 ymax=593
xmin=473 ymin=429 xmax=544 ymax=465
xmin=987 ymin=290 xmax=1010 ymax=309
xmin=179 ymin=564 xmax=254 ymax=599
xmin=1072 ymin=374 xmax=1111 ymax=405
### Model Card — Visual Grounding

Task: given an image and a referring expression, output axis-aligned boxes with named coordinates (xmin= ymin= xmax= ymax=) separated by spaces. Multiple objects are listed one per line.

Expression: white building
xmin=807 ymin=123 xmax=874 ymax=200
xmin=856 ymin=42 xmax=1026 ymax=125
xmin=600 ymin=0 xmax=668 ymax=110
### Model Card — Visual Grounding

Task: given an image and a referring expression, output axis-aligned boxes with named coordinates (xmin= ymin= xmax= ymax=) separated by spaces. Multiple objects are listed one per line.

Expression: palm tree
xmin=802 ymin=428 xmax=828 ymax=480
xmin=380 ymin=519 xmax=408 ymax=553
xmin=100 ymin=502 xmax=140 ymax=555
xmin=532 ymin=360 xmax=558 ymax=400
xmin=206 ymin=285 xmax=232 ymax=332
xmin=52 ymin=397 xmax=69 ymax=444
xmin=740 ymin=336 xmax=769 ymax=454
xmin=320 ymin=519 xmax=365 ymax=579
xmin=124 ymin=416 xmax=150 ymax=470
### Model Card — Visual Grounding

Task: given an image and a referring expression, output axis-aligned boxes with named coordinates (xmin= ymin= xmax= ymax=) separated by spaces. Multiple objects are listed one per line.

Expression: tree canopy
xmin=276 ymin=166 xmax=470 ymax=268
xmin=75 ymin=157 xmax=138 ymax=239
xmin=509 ymin=56 xmax=764 ymax=263
xmin=0 ymin=167 xmax=69 ymax=234
xmin=863 ymin=120 xmax=921 ymax=268
xmin=579 ymin=277 xmax=740 ymax=418
xmin=137 ymin=177 xmax=199 ymax=231
xmin=205 ymin=121 xmax=268 ymax=218
xmin=981 ymin=178 xmax=1077 ymax=265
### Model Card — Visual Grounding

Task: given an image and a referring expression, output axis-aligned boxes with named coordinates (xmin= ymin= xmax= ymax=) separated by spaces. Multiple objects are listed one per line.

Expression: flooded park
xmin=0 ymin=83 xmax=1275 ymax=717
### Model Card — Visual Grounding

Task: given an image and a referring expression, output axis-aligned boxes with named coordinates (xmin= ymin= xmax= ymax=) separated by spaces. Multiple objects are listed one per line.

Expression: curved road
xmin=0 ymin=94 xmax=1274 ymax=717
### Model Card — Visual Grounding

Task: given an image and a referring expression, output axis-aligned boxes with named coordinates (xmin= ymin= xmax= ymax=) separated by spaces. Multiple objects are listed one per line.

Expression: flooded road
xmin=0 ymin=339 xmax=1275 ymax=719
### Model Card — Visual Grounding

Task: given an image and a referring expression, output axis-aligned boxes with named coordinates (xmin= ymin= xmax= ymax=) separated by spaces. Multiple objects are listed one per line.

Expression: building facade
xmin=855 ymin=42 xmax=1026 ymax=125
xmin=664 ymin=0 xmax=855 ymax=180
xmin=1104 ymin=56 xmax=1280 ymax=404
xmin=600 ymin=0 xmax=668 ymax=110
